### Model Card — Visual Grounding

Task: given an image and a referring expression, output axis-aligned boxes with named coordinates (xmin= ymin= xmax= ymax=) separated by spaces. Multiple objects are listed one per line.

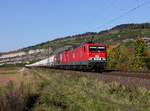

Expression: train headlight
xmin=103 ymin=58 xmax=106 ymax=61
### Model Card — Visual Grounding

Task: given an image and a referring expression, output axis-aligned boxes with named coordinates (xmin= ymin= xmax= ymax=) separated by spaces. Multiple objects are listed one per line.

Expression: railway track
xmin=79 ymin=70 xmax=150 ymax=89
xmin=41 ymin=67 xmax=150 ymax=80
xmin=52 ymin=68 xmax=150 ymax=89
xmin=96 ymin=70 xmax=150 ymax=79
xmin=27 ymin=67 xmax=150 ymax=90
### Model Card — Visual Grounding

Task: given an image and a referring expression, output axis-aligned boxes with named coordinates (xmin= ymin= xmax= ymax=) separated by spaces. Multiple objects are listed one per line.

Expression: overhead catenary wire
xmin=82 ymin=0 xmax=120 ymax=32
xmin=96 ymin=0 xmax=150 ymax=30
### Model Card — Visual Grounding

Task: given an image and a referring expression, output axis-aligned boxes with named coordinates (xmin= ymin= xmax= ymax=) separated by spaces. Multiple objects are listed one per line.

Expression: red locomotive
xmin=26 ymin=43 xmax=107 ymax=71
xmin=53 ymin=43 xmax=107 ymax=71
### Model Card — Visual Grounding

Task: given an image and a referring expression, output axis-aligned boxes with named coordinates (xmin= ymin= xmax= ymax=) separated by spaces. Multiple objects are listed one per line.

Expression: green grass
xmin=0 ymin=68 xmax=150 ymax=111
xmin=144 ymin=57 xmax=150 ymax=69
xmin=33 ymin=69 xmax=150 ymax=111
xmin=0 ymin=86 xmax=3 ymax=95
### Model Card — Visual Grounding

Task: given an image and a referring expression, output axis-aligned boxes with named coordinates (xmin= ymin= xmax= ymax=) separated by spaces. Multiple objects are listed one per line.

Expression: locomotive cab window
xmin=97 ymin=46 xmax=105 ymax=52
xmin=89 ymin=46 xmax=105 ymax=52
xmin=89 ymin=46 xmax=97 ymax=52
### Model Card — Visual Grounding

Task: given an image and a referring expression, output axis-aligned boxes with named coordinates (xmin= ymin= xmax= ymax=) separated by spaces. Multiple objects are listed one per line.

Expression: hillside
xmin=22 ymin=23 xmax=150 ymax=51
xmin=0 ymin=23 xmax=150 ymax=66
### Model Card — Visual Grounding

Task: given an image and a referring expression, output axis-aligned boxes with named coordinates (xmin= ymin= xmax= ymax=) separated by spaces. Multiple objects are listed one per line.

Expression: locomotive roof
xmin=64 ymin=43 xmax=106 ymax=51
xmin=84 ymin=43 xmax=106 ymax=46
xmin=56 ymin=43 xmax=106 ymax=54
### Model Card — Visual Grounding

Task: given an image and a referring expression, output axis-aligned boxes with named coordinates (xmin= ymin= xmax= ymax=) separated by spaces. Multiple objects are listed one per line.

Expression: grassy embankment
xmin=0 ymin=68 xmax=150 ymax=111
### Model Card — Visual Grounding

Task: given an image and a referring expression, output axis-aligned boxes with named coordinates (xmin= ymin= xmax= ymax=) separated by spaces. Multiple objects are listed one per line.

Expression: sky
xmin=0 ymin=0 xmax=150 ymax=52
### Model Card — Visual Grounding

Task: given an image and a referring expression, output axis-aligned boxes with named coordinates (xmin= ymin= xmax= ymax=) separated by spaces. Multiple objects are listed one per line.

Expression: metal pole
xmin=47 ymin=47 xmax=50 ymax=66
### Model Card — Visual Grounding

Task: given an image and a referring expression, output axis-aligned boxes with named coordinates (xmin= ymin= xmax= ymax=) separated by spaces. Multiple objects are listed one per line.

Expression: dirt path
xmin=0 ymin=67 xmax=22 ymax=86
xmin=0 ymin=75 xmax=17 ymax=85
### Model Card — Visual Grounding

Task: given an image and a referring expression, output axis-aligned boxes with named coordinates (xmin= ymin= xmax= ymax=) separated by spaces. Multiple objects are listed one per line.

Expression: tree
xmin=132 ymin=39 xmax=146 ymax=71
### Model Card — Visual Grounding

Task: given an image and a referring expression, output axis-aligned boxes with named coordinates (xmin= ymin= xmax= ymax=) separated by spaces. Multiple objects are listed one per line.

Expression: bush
xmin=0 ymin=82 xmax=25 ymax=111
xmin=107 ymin=39 xmax=148 ymax=72
xmin=0 ymin=72 xmax=42 ymax=111
xmin=131 ymin=39 xmax=147 ymax=71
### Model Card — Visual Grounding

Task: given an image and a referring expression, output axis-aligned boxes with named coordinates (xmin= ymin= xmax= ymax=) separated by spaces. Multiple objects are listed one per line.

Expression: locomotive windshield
xmin=89 ymin=46 xmax=105 ymax=52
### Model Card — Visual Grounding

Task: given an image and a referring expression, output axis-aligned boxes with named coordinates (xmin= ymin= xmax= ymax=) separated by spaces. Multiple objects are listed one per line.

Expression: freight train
xmin=26 ymin=43 xmax=107 ymax=71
